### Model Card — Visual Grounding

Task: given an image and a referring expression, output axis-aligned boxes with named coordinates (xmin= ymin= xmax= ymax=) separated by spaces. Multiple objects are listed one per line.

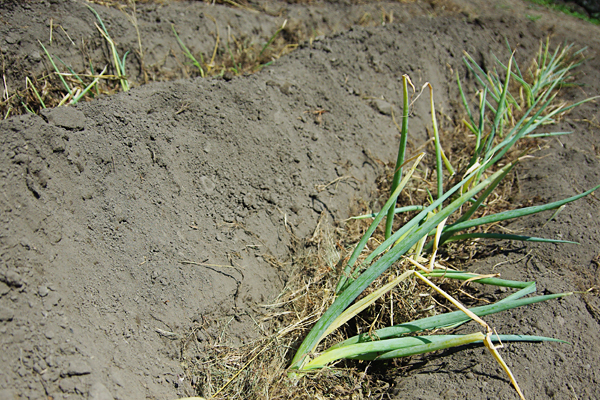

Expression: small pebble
xmin=2 ymin=270 xmax=23 ymax=287
xmin=0 ymin=306 xmax=14 ymax=321
xmin=63 ymin=360 xmax=91 ymax=376
xmin=88 ymin=382 xmax=114 ymax=400
xmin=38 ymin=285 xmax=49 ymax=297
xmin=5 ymin=35 xmax=18 ymax=44
xmin=372 ymin=98 xmax=394 ymax=115
xmin=29 ymin=50 xmax=42 ymax=62
xmin=0 ymin=282 xmax=10 ymax=296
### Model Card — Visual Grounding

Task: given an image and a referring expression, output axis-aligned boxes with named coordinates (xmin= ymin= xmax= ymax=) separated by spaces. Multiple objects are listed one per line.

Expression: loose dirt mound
xmin=1 ymin=0 xmax=599 ymax=399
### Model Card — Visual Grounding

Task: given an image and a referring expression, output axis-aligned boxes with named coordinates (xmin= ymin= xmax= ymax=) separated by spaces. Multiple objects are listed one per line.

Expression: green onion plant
xmin=39 ymin=40 xmax=108 ymax=106
xmin=288 ymin=44 xmax=598 ymax=400
xmin=172 ymin=18 xmax=288 ymax=78
xmin=172 ymin=24 xmax=207 ymax=78
xmin=259 ymin=19 xmax=287 ymax=58
xmin=87 ymin=5 xmax=130 ymax=91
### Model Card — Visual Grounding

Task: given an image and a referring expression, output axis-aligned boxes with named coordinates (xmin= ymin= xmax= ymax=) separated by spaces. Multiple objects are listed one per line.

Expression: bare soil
xmin=1 ymin=0 xmax=599 ymax=399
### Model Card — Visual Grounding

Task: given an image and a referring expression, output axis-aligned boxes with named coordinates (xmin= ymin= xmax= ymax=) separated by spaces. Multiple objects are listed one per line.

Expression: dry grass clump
xmin=179 ymin=219 xmax=435 ymax=399
xmin=171 ymin=17 xmax=295 ymax=80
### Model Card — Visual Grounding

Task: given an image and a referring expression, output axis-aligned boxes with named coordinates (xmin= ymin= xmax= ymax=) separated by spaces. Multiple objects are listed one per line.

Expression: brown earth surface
xmin=1 ymin=0 xmax=600 ymax=399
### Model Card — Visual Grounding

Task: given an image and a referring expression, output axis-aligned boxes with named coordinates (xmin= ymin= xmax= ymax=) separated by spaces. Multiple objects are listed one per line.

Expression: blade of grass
xmin=527 ymin=131 xmax=572 ymax=138
xmin=362 ymin=334 xmax=566 ymax=360
xmin=259 ymin=19 xmax=287 ymax=58
xmin=25 ymin=77 xmax=46 ymax=109
xmin=19 ymin=98 xmax=35 ymax=114
xmin=94 ymin=22 xmax=128 ymax=90
xmin=55 ymin=55 xmax=85 ymax=86
xmin=88 ymin=5 xmax=129 ymax=91
xmin=422 ymin=270 xmax=532 ymax=288
xmin=226 ymin=41 xmax=241 ymax=75
xmin=57 ymin=92 xmax=71 ymax=107
xmin=38 ymin=41 xmax=72 ymax=95
xmin=119 ymin=50 xmax=130 ymax=79
xmin=463 ymin=52 xmax=501 ymax=105
xmin=468 ymin=87 xmax=488 ymax=167
xmin=71 ymin=65 xmax=107 ymax=104
xmin=172 ymin=24 xmax=205 ymax=77
xmin=482 ymin=54 xmax=514 ymax=162
xmin=505 ymin=38 xmax=525 ymax=82
xmin=205 ymin=14 xmax=220 ymax=73
xmin=429 ymin=83 xmax=444 ymax=206
xmin=457 ymin=71 xmax=474 ymax=128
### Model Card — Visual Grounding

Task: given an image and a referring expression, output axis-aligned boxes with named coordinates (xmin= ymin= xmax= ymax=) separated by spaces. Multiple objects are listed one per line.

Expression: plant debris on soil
xmin=1 ymin=0 xmax=600 ymax=399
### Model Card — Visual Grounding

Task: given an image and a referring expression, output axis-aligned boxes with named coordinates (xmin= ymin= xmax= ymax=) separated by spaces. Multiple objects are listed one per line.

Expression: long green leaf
xmin=441 ymin=232 xmax=578 ymax=244
xmin=497 ymin=282 xmax=537 ymax=303
xmin=337 ymin=160 xmax=509 ymax=295
xmin=442 ymin=184 xmax=600 ymax=235
xmin=429 ymin=83 xmax=444 ymax=205
xmin=459 ymin=163 xmax=513 ymax=224
xmin=88 ymin=5 xmax=129 ymax=91
xmin=172 ymin=24 xmax=205 ymax=77
xmin=493 ymin=53 xmax=532 ymax=105
xmin=330 ymin=290 xmax=569 ymax=349
xmin=26 ymin=77 xmax=46 ymax=109
xmin=457 ymin=72 xmax=474 ymax=128
xmin=470 ymin=87 xmax=487 ymax=166
xmin=306 ymin=333 xmax=565 ymax=369
xmin=527 ymin=131 xmax=572 ymax=138
xmin=483 ymin=94 xmax=597 ymax=174
xmin=426 ymin=163 xmax=511 ymax=250
xmin=385 ymin=75 xmax=410 ymax=239
xmin=422 ymin=271 xmax=531 ymax=288
xmin=55 ymin=55 xmax=85 ymax=85
xmin=463 ymin=53 xmax=500 ymax=104
xmin=369 ymin=334 xmax=567 ymax=360
xmin=259 ymin=19 xmax=287 ymax=58
xmin=482 ymin=55 xmax=513 ymax=162
xmin=350 ymin=205 xmax=425 ymax=220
